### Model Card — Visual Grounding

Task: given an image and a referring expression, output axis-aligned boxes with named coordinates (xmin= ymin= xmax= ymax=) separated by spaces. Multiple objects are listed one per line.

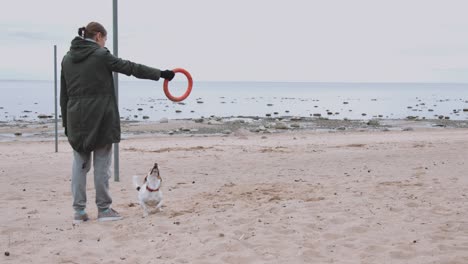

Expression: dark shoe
xmin=73 ymin=211 xmax=89 ymax=224
xmin=97 ymin=208 xmax=123 ymax=222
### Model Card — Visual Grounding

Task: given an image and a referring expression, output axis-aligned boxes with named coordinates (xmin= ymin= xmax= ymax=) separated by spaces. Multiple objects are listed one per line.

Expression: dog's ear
xmin=154 ymin=163 xmax=158 ymax=168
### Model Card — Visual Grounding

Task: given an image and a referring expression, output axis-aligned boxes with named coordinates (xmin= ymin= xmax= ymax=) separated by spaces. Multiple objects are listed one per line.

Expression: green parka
xmin=60 ymin=37 xmax=161 ymax=153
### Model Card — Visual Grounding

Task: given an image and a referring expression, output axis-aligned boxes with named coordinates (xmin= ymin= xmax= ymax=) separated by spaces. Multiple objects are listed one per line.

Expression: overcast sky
xmin=1 ymin=0 xmax=468 ymax=82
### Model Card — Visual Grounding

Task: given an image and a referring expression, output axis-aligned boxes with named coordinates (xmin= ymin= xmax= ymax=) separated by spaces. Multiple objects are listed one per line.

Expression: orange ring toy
xmin=163 ymin=68 xmax=193 ymax=102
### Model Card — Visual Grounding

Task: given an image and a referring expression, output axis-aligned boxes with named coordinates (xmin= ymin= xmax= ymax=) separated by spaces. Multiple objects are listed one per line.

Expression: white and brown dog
xmin=133 ymin=163 xmax=163 ymax=217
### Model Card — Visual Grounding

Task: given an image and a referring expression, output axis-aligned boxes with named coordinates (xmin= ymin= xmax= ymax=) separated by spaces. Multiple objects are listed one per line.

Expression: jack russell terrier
xmin=132 ymin=163 xmax=163 ymax=217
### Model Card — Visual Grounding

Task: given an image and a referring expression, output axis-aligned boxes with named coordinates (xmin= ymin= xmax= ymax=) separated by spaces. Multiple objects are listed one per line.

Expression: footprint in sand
xmin=405 ymin=202 xmax=419 ymax=208
xmin=411 ymin=171 xmax=426 ymax=178
xmin=430 ymin=205 xmax=452 ymax=216
xmin=345 ymin=225 xmax=369 ymax=234
xmin=300 ymin=248 xmax=325 ymax=260
xmin=449 ymin=177 xmax=459 ymax=183
xmin=329 ymin=217 xmax=348 ymax=225
xmin=438 ymin=244 xmax=468 ymax=252
xmin=6 ymin=196 xmax=24 ymax=201
xmin=322 ymin=233 xmax=342 ymax=240
xmin=389 ymin=250 xmax=417 ymax=260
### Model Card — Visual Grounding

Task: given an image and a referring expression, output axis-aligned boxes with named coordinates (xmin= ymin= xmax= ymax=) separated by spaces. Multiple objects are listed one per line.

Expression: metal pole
xmin=54 ymin=45 xmax=58 ymax=152
xmin=113 ymin=0 xmax=120 ymax=181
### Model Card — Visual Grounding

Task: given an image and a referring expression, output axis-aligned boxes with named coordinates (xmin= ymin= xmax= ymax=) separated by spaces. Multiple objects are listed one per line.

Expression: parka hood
xmin=68 ymin=37 xmax=100 ymax=63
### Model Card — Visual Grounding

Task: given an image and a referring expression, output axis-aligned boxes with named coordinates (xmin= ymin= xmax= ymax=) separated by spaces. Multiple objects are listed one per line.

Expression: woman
xmin=60 ymin=22 xmax=174 ymax=223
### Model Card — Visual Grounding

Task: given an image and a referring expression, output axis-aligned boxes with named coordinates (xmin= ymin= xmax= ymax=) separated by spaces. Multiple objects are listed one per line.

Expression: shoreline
xmin=1 ymin=116 xmax=468 ymax=142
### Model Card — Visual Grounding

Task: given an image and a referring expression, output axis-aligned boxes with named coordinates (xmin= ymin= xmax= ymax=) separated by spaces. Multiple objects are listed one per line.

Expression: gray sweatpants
xmin=72 ymin=144 xmax=113 ymax=212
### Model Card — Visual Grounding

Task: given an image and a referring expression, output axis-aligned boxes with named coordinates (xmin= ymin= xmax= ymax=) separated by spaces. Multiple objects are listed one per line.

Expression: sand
xmin=1 ymin=124 xmax=468 ymax=263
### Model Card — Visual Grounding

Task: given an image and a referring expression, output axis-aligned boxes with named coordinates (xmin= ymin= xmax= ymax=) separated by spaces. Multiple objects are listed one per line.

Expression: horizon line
xmin=1 ymin=79 xmax=468 ymax=85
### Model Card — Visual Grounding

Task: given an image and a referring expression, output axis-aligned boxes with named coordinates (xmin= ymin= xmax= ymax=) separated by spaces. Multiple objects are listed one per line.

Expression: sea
xmin=0 ymin=80 xmax=467 ymax=122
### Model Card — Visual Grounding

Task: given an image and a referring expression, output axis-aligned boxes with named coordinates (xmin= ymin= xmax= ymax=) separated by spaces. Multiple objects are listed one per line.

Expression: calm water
xmin=0 ymin=80 xmax=467 ymax=122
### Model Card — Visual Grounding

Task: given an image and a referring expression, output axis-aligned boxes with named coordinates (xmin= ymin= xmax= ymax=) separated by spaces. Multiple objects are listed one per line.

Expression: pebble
xmin=275 ymin=122 xmax=289 ymax=129
xmin=207 ymin=120 xmax=222 ymax=125
xmin=367 ymin=120 xmax=380 ymax=126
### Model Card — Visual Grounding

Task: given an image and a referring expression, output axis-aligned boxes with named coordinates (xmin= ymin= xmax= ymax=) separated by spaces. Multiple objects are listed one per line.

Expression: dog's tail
xmin=133 ymin=175 xmax=141 ymax=191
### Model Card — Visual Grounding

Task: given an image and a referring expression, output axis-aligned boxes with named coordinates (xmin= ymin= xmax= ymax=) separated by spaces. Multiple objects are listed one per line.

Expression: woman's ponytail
xmin=78 ymin=27 xmax=86 ymax=38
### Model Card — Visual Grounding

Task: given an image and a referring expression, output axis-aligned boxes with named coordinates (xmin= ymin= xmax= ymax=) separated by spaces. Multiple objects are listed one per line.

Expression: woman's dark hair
xmin=78 ymin=22 xmax=107 ymax=39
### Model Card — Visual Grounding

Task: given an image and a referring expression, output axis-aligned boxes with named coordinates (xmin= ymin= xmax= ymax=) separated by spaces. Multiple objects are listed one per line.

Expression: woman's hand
xmin=161 ymin=70 xmax=175 ymax=81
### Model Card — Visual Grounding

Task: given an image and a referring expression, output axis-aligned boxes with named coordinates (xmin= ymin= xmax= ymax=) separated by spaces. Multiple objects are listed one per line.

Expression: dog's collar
xmin=146 ymin=185 xmax=160 ymax=192
xmin=143 ymin=174 xmax=162 ymax=192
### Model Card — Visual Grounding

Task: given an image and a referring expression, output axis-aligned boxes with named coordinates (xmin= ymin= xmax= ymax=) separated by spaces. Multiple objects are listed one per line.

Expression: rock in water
xmin=275 ymin=122 xmax=289 ymax=129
